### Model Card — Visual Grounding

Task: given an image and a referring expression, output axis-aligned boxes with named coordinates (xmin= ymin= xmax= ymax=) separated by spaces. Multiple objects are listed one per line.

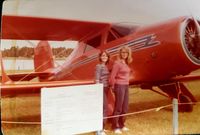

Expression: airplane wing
xmin=171 ymin=74 xmax=200 ymax=82
xmin=1 ymin=79 xmax=94 ymax=95
xmin=0 ymin=72 xmax=54 ymax=81
xmin=1 ymin=15 xmax=111 ymax=42
xmin=130 ymin=73 xmax=200 ymax=86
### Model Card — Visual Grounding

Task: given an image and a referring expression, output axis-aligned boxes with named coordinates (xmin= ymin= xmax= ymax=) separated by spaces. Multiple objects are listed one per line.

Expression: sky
xmin=2 ymin=0 xmax=200 ymax=25
xmin=1 ymin=0 xmax=200 ymax=49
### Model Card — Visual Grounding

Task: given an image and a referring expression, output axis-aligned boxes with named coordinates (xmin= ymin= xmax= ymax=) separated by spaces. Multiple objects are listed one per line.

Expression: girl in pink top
xmin=109 ymin=46 xmax=132 ymax=134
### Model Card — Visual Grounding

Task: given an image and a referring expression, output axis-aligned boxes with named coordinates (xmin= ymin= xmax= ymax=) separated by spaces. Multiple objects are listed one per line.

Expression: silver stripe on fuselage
xmin=70 ymin=34 xmax=160 ymax=69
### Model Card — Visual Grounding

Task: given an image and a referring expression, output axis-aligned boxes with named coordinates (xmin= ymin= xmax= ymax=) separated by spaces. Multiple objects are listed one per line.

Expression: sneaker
xmin=96 ymin=131 xmax=101 ymax=135
xmin=103 ymin=129 xmax=108 ymax=132
xmin=121 ymin=126 xmax=129 ymax=131
xmin=100 ymin=131 xmax=106 ymax=135
xmin=114 ymin=128 xmax=122 ymax=134
xmin=96 ymin=130 xmax=106 ymax=135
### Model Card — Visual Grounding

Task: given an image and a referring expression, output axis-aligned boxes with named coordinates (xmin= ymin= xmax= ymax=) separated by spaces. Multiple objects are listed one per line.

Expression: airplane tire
xmin=178 ymin=94 xmax=193 ymax=112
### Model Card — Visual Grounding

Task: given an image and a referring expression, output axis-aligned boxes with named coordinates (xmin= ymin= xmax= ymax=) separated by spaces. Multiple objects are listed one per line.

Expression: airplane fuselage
xmin=50 ymin=17 xmax=200 ymax=84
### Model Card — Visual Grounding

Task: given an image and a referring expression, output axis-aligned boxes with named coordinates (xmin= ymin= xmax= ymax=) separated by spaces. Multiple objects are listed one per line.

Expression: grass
xmin=1 ymin=82 xmax=200 ymax=135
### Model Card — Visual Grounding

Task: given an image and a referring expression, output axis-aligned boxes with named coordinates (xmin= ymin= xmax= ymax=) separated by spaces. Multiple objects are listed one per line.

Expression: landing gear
xmin=158 ymin=82 xmax=196 ymax=112
xmin=178 ymin=93 xmax=193 ymax=112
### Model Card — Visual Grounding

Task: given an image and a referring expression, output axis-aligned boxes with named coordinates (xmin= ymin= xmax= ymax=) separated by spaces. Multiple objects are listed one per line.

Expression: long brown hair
xmin=98 ymin=50 xmax=110 ymax=64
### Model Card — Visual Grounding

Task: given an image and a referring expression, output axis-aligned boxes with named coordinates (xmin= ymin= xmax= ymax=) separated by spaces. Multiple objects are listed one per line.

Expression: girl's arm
xmin=109 ymin=62 xmax=120 ymax=88
xmin=95 ymin=65 xmax=101 ymax=83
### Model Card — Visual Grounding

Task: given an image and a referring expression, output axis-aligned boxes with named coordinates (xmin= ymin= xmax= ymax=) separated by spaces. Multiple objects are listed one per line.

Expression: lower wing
xmin=1 ymin=79 xmax=94 ymax=96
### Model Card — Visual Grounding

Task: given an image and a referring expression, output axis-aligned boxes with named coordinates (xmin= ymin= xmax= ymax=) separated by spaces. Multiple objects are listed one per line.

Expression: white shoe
xmin=96 ymin=131 xmax=101 ymax=135
xmin=103 ymin=129 xmax=108 ymax=132
xmin=114 ymin=128 xmax=122 ymax=134
xmin=122 ymin=126 xmax=129 ymax=131
xmin=96 ymin=130 xmax=106 ymax=135
xmin=101 ymin=131 xmax=106 ymax=135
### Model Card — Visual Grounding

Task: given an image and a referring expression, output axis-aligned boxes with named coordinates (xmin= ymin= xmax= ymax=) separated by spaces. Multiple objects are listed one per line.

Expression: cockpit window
xmin=85 ymin=35 xmax=101 ymax=48
xmin=84 ymin=44 xmax=95 ymax=52
xmin=107 ymin=31 xmax=117 ymax=43
xmin=111 ymin=24 xmax=139 ymax=36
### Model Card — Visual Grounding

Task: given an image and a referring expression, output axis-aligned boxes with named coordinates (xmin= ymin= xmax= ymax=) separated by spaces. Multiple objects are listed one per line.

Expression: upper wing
xmin=1 ymin=15 xmax=111 ymax=42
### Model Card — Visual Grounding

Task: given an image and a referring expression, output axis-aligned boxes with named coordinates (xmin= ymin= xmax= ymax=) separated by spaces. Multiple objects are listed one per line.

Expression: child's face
xmin=100 ymin=52 xmax=108 ymax=63
xmin=120 ymin=49 xmax=129 ymax=60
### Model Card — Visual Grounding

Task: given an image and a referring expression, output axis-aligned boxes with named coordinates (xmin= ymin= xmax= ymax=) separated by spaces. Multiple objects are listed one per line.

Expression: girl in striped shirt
xmin=95 ymin=51 xmax=110 ymax=135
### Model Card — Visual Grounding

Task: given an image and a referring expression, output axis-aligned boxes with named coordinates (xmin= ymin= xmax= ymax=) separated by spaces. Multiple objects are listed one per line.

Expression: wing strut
xmin=1 ymin=53 xmax=12 ymax=84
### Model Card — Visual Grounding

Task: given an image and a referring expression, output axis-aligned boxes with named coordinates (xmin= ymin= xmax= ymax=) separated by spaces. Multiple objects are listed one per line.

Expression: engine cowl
xmin=130 ymin=16 xmax=200 ymax=82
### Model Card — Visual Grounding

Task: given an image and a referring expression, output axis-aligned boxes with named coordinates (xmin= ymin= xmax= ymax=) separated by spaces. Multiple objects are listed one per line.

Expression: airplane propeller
xmin=183 ymin=0 xmax=200 ymax=57
xmin=184 ymin=16 xmax=200 ymax=60
xmin=192 ymin=16 xmax=200 ymax=58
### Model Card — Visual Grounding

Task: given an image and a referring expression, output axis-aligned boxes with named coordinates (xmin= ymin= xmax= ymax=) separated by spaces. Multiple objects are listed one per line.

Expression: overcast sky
xmin=2 ymin=0 xmax=200 ymax=25
xmin=1 ymin=0 xmax=200 ymax=49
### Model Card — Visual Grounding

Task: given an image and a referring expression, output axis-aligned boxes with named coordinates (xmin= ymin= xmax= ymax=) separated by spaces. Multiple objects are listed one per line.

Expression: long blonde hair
xmin=119 ymin=46 xmax=133 ymax=64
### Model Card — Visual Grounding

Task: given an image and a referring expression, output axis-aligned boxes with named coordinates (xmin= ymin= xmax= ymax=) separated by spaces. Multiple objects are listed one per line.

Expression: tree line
xmin=2 ymin=46 xmax=73 ymax=58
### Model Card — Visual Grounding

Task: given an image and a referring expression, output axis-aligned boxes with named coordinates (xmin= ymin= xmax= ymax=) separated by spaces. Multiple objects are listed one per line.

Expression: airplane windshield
xmin=84 ymin=44 xmax=95 ymax=52
xmin=111 ymin=23 xmax=139 ymax=36
xmin=85 ymin=35 xmax=101 ymax=48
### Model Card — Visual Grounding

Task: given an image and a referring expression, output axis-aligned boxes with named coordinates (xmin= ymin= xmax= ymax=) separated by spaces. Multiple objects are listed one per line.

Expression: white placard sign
xmin=41 ymin=84 xmax=103 ymax=135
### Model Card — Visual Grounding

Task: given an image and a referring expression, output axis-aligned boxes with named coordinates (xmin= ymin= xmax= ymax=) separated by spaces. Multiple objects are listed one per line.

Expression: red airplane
xmin=1 ymin=15 xmax=200 ymax=112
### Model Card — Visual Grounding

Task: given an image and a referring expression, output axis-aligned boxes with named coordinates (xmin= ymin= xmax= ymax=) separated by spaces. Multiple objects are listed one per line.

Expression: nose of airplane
xmin=182 ymin=18 xmax=200 ymax=65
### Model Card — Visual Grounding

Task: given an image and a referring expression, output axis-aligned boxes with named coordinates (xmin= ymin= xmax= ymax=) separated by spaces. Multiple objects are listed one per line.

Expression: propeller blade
xmin=192 ymin=16 xmax=200 ymax=37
